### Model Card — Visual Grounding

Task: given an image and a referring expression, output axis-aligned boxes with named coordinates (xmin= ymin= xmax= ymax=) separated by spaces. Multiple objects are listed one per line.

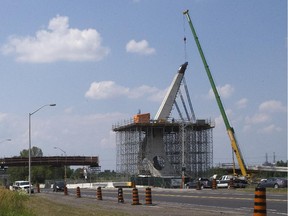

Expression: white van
xmin=12 ymin=181 xmax=34 ymax=193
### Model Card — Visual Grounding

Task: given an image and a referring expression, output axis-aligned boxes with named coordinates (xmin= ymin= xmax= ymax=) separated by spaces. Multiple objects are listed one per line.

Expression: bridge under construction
xmin=113 ymin=63 xmax=214 ymax=178
xmin=0 ymin=156 xmax=99 ymax=167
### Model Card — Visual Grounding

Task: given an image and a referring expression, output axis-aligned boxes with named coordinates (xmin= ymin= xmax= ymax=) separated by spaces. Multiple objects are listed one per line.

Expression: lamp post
xmin=0 ymin=139 xmax=11 ymax=168
xmin=181 ymin=123 xmax=185 ymax=189
xmin=29 ymin=104 xmax=56 ymax=195
xmin=54 ymin=146 xmax=67 ymax=184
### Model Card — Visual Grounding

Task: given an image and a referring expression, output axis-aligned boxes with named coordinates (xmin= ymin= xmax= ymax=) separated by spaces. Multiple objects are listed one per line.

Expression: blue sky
xmin=0 ymin=0 xmax=286 ymax=171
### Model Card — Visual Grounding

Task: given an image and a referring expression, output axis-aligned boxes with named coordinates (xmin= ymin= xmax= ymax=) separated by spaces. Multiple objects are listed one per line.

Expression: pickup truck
xmin=216 ymin=175 xmax=248 ymax=188
xmin=12 ymin=180 xmax=34 ymax=193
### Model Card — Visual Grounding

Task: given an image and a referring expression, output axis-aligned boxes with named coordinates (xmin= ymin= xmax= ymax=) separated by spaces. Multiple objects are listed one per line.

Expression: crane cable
xmin=183 ymin=14 xmax=187 ymax=61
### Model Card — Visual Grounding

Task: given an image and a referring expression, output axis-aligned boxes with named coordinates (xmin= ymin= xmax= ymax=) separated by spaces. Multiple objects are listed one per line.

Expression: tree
xmin=276 ymin=160 xmax=288 ymax=167
xmin=70 ymin=168 xmax=85 ymax=180
xmin=20 ymin=146 xmax=43 ymax=157
xmin=97 ymin=170 xmax=116 ymax=181
xmin=8 ymin=166 xmax=28 ymax=182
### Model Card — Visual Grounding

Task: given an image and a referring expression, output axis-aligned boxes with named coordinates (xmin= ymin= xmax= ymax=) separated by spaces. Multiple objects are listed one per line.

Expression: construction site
xmin=113 ymin=62 xmax=215 ymax=184
xmin=112 ymin=10 xmax=268 ymax=185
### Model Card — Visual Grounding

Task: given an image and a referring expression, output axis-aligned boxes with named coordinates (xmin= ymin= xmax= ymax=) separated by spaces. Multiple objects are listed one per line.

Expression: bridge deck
xmin=0 ymin=156 xmax=99 ymax=167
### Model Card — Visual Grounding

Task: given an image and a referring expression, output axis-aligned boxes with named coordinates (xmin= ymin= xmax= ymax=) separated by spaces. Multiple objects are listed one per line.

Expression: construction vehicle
xmin=183 ymin=10 xmax=249 ymax=178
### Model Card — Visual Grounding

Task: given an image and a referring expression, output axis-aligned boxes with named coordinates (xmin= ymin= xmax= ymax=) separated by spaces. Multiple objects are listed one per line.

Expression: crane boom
xmin=183 ymin=10 xmax=248 ymax=177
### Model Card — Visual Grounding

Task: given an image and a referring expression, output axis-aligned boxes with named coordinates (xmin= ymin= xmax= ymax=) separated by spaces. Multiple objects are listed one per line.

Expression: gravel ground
xmin=36 ymin=192 xmax=247 ymax=216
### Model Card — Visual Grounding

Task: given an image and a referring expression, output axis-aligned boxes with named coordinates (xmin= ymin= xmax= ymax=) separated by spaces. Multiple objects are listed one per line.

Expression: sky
xmin=0 ymin=0 xmax=286 ymax=171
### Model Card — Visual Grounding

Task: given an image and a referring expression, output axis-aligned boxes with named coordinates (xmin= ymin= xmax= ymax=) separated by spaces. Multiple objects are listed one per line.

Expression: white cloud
xmin=236 ymin=98 xmax=248 ymax=109
xmin=99 ymin=131 xmax=115 ymax=149
xmin=85 ymin=81 xmax=129 ymax=99
xmin=147 ymin=88 xmax=168 ymax=102
xmin=258 ymin=124 xmax=282 ymax=134
xmin=245 ymin=113 xmax=270 ymax=124
xmin=85 ymin=81 xmax=164 ymax=102
xmin=0 ymin=113 xmax=8 ymax=122
xmin=243 ymin=99 xmax=286 ymax=133
xmin=214 ymin=114 xmax=224 ymax=129
xmin=243 ymin=124 xmax=252 ymax=133
xmin=126 ymin=39 xmax=155 ymax=55
xmin=64 ymin=107 xmax=74 ymax=114
xmin=259 ymin=100 xmax=286 ymax=113
xmin=208 ymin=84 xmax=234 ymax=99
xmin=128 ymin=85 xmax=157 ymax=99
xmin=1 ymin=15 xmax=110 ymax=63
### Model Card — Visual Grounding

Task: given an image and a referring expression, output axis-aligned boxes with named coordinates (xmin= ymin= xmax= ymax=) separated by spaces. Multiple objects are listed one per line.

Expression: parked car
xmin=186 ymin=178 xmax=212 ymax=189
xmin=217 ymin=175 xmax=248 ymax=188
xmin=53 ymin=180 xmax=66 ymax=192
xmin=257 ymin=177 xmax=287 ymax=188
xmin=12 ymin=180 xmax=34 ymax=193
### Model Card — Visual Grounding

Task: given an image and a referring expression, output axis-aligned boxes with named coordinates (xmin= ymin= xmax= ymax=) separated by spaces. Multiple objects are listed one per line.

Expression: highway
xmin=41 ymin=187 xmax=287 ymax=215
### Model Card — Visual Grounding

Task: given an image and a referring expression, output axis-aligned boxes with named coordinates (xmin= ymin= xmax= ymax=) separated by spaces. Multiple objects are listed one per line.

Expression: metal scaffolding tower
xmin=113 ymin=119 xmax=214 ymax=178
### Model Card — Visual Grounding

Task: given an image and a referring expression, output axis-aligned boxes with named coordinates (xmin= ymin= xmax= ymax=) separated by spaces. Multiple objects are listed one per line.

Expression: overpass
xmin=0 ymin=156 xmax=99 ymax=167
xmin=220 ymin=163 xmax=288 ymax=173
xmin=247 ymin=165 xmax=288 ymax=173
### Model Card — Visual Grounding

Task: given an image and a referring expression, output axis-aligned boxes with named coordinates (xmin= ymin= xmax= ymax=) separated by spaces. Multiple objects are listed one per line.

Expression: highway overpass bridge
xmin=0 ymin=156 xmax=99 ymax=167
xmin=220 ymin=163 xmax=288 ymax=173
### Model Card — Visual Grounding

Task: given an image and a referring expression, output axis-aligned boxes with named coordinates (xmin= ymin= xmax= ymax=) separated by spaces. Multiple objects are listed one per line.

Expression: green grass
xmin=0 ymin=188 xmax=34 ymax=216
xmin=0 ymin=188 xmax=129 ymax=216
xmin=26 ymin=195 xmax=130 ymax=216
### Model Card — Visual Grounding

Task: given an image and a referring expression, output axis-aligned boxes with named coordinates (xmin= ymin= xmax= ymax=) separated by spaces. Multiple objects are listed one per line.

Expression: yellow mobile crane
xmin=183 ymin=10 xmax=249 ymax=177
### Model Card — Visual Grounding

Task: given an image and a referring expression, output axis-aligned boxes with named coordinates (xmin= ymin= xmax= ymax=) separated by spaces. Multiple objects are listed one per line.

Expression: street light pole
xmin=181 ymin=122 xmax=185 ymax=189
xmin=29 ymin=104 xmax=56 ymax=195
xmin=54 ymin=146 xmax=67 ymax=184
xmin=0 ymin=139 xmax=11 ymax=169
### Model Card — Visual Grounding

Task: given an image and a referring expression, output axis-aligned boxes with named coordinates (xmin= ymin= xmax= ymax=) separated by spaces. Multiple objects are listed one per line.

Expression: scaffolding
xmin=113 ymin=119 xmax=214 ymax=178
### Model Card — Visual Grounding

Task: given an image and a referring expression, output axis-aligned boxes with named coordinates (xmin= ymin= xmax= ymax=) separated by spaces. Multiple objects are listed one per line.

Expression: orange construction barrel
xmin=64 ymin=186 xmax=68 ymax=195
xmin=212 ymin=179 xmax=217 ymax=189
xmin=131 ymin=188 xmax=141 ymax=205
xmin=76 ymin=186 xmax=81 ymax=198
xmin=118 ymin=187 xmax=124 ymax=203
xmin=97 ymin=187 xmax=103 ymax=200
xmin=253 ymin=187 xmax=266 ymax=216
xmin=145 ymin=187 xmax=152 ymax=205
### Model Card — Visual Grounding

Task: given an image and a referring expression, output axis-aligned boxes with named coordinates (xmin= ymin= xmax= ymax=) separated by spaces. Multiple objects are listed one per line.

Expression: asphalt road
xmin=42 ymin=187 xmax=287 ymax=215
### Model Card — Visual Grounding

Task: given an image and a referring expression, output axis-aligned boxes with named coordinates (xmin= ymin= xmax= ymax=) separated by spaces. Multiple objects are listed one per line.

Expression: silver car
xmin=257 ymin=177 xmax=287 ymax=188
